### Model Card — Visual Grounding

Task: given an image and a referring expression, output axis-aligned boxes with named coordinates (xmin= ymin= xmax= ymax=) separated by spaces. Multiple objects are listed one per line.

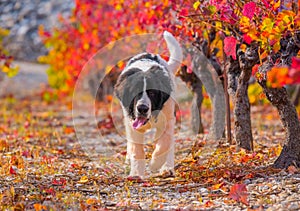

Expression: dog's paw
xmin=160 ymin=167 xmax=174 ymax=176
xmin=152 ymin=169 xmax=175 ymax=179
xmin=129 ymin=158 xmax=146 ymax=178
xmin=149 ymin=155 xmax=167 ymax=172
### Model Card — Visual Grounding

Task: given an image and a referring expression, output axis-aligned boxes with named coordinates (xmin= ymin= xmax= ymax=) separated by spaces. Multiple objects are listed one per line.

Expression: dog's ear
xmin=146 ymin=66 xmax=172 ymax=95
xmin=114 ymin=68 xmax=142 ymax=106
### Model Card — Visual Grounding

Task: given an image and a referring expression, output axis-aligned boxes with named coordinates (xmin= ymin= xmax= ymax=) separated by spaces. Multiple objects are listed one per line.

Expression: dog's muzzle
xmin=133 ymin=104 xmax=151 ymax=130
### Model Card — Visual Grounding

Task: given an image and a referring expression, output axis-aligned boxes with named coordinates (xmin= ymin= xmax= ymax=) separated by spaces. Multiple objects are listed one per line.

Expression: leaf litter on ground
xmin=0 ymin=96 xmax=300 ymax=210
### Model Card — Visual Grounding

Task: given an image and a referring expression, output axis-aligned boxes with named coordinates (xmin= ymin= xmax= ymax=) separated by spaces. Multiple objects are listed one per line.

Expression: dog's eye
xmin=147 ymin=90 xmax=155 ymax=97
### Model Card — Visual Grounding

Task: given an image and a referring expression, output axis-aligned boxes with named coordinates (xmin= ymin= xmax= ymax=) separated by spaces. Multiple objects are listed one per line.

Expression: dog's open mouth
xmin=133 ymin=117 xmax=148 ymax=130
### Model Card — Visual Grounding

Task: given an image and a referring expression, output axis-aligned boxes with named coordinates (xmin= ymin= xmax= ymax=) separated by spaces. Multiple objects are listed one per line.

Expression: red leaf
xmin=45 ymin=187 xmax=56 ymax=195
xmin=52 ymin=178 xmax=67 ymax=186
xmin=21 ymin=150 xmax=30 ymax=158
xmin=243 ymin=34 xmax=252 ymax=45
xmin=179 ymin=8 xmax=189 ymax=17
xmin=289 ymin=57 xmax=300 ymax=84
xmin=291 ymin=57 xmax=300 ymax=69
xmin=97 ymin=115 xmax=114 ymax=130
xmin=224 ymin=36 xmax=237 ymax=60
xmin=10 ymin=165 xmax=17 ymax=175
xmin=262 ymin=0 xmax=270 ymax=8
xmin=252 ymin=64 xmax=260 ymax=75
xmin=242 ymin=2 xmax=256 ymax=20
xmin=229 ymin=184 xmax=249 ymax=205
xmin=127 ymin=176 xmax=143 ymax=183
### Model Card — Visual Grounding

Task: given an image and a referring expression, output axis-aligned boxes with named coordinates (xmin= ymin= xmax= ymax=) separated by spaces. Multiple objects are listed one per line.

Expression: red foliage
xmin=242 ymin=2 xmax=257 ymax=20
xmin=39 ymin=0 xmax=300 ymax=95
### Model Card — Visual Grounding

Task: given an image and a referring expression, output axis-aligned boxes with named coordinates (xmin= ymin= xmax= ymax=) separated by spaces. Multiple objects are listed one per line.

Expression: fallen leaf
xmin=64 ymin=126 xmax=75 ymax=134
xmin=229 ymin=184 xmax=249 ymax=205
xmin=79 ymin=175 xmax=89 ymax=183
xmin=10 ymin=165 xmax=17 ymax=175
xmin=287 ymin=165 xmax=298 ymax=174
xmin=34 ymin=203 xmax=47 ymax=211
xmin=127 ymin=176 xmax=143 ymax=183
xmin=86 ymin=198 xmax=98 ymax=205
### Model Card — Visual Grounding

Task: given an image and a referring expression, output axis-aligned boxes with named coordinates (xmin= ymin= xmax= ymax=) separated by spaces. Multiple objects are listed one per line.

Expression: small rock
xmin=199 ymin=187 xmax=209 ymax=195
xmin=3 ymin=4 xmax=13 ymax=13
xmin=17 ymin=25 xmax=29 ymax=35
xmin=288 ymin=202 xmax=300 ymax=210
xmin=14 ymin=2 xmax=21 ymax=10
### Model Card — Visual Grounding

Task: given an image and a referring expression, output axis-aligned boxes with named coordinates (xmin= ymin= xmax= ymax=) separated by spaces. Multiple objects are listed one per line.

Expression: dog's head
xmin=114 ymin=65 xmax=172 ymax=130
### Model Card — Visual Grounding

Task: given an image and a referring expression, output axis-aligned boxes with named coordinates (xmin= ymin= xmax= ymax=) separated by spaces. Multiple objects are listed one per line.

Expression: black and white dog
xmin=114 ymin=31 xmax=182 ymax=177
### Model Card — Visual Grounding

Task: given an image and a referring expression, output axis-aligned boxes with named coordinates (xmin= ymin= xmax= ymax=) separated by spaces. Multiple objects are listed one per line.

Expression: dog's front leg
xmin=125 ymin=120 xmax=145 ymax=177
xmin=149 ymin=100 xmax=175 ymax=173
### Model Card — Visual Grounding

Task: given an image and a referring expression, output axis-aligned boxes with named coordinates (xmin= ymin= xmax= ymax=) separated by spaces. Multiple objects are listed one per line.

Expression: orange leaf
xmin=267 ymin=67 xmax=291 ymax=88
xmin=86 ymin=198 xmax=98 ymax=205
xmin=287 ymin=165 xmax=298 ymax=174
xmin=211 ymin=182 xmax=225 ymax=190
xmin=34 ymin=204 xmax=47 ymax=211
xmin=64 ymin=126 xmax=75 ymax=134
xmin=0 ymin=140 xmax=8 ymax=151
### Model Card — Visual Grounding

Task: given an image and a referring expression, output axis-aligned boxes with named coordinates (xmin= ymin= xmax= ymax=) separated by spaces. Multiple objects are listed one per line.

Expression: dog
xmin=114 ymin=31 xmax=183 ymax=177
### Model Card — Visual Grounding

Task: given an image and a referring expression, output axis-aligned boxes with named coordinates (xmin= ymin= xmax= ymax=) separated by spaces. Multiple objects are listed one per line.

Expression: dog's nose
xmin=137 ymin=104 xmax=149 ymax=114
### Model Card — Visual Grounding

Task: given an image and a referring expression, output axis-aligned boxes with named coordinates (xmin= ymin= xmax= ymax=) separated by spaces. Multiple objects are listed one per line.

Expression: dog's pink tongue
xmin=133 ymin=118 xmax=147 ymax=130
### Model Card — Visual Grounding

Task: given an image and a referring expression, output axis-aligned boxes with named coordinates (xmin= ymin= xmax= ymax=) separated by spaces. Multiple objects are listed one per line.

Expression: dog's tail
xmin=163 ymin=31 xmax=183 ymax=73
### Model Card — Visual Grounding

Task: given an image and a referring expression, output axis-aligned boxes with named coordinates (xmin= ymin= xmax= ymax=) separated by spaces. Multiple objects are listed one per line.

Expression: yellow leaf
xmin=115 ymin=4 xmax=122 ymax=10
xmin=272 ymin=0 xmax=280 ymax=10
xmin=105 ymin=65 xmax=113 ymax=74
xmin=83 ymin=43 xmax=89 ymax=50
xmin=2 ymin=65 xmax=10 ymax=73
xmin=275 ymin=145 xmax=282 ymax=156
xmin=1 ymin=65 xmax=19 ymax=77
xmin=193 ymin=1 xmax=201 ymax=10
xmin=239 ymin=16 xmax=250 ymax=33
xmin=261 ymin=18 xmax=274 ymax=32
xmin=272 ymin=41 xmax=281 ymax=53
xmin=79 ymin=175 xmax=89 ymax=183
xmin=249 ymin=95 xmax=256 ymax=104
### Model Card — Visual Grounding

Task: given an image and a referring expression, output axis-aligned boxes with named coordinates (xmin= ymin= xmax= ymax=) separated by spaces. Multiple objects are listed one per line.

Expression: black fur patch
xmin=114 ymin=65 xmax=172 ymax=120
xmin=127 ymin=53 xmax=160 ymax=66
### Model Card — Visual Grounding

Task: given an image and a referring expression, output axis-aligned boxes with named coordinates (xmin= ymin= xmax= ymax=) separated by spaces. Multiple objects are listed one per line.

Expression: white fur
xmin=135 ymin=77 xmax=152 ymax=120
xmin=163 ymin=31 xmax=183 ymax=73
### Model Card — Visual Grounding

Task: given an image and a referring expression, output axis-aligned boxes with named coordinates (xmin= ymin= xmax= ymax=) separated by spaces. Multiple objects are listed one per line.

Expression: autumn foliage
xmin=39 ymin=0 xmax=300 ymax=95
xmin=38 ymin=0 xmax=178 ymax=94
